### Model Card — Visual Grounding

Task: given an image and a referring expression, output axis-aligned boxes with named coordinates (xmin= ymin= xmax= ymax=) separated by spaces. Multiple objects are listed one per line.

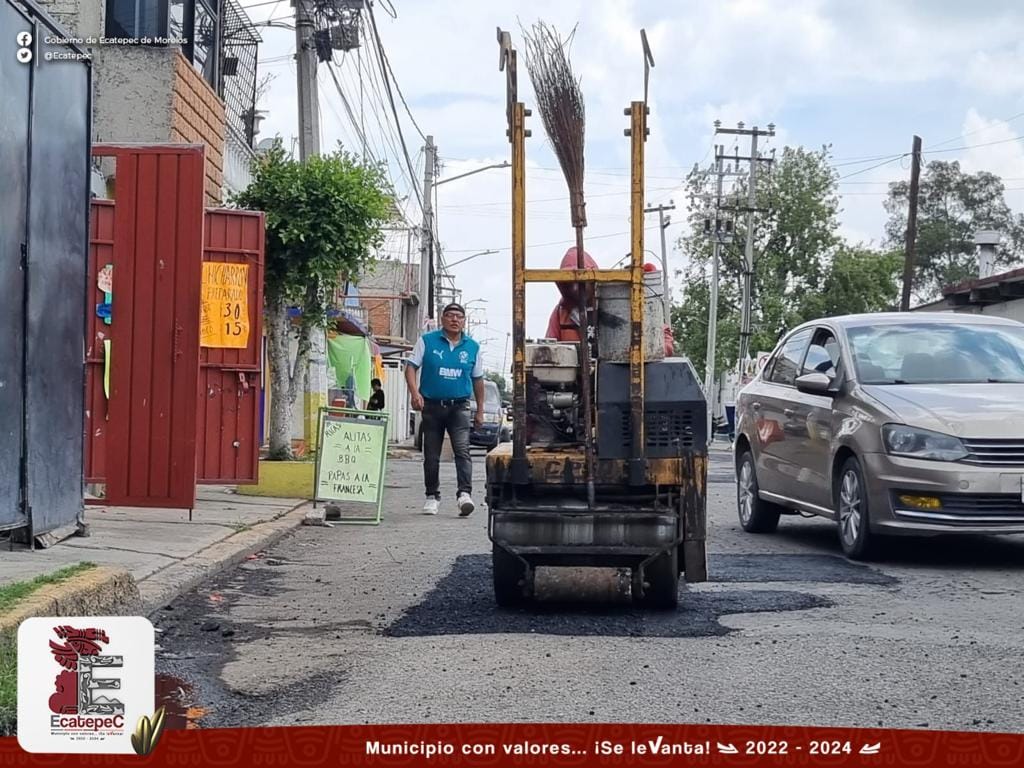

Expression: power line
xmin=926 ymin=110 xmax=1024 ymax=151
xmin=324 ymin=60 xmax=373 ymax=159
xmin=835 ymin=154 xmax=909 ymax=181
xmin=923 ymin=134 xmax=1024 ymax=154
xmin=364 ymin=2 xmax=424 ymax=213
xmin=367 ymin=10 xmax=427 ymax=142
xmin=352 ymin=18 xmax=418 ymax=192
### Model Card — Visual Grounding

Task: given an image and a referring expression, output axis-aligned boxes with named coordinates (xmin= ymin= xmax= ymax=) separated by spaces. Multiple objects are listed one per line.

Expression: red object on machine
xmin=545 ymin=247 xmax=598 ymax=341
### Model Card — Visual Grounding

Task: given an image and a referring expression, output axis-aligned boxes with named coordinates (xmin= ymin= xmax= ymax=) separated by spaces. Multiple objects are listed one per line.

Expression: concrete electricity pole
xmin=714 ymin=121 xmax=774 ymax=368
xmin=418 ymin=136 xmax=436 ymax=329
xmin=644 ymin=202 xmax=675 ymax=327
xmin=294 ymin=0 xmax=321 ymax=161
xmin=703 ymin=151 xmax=725 ymax=446
xmin=294 ymin=0 xmax=327 ymax=449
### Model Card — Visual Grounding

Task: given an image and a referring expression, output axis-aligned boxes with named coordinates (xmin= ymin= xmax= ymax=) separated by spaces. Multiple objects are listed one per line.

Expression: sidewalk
xmin=0 ymin=487 xmax=309 ymax=614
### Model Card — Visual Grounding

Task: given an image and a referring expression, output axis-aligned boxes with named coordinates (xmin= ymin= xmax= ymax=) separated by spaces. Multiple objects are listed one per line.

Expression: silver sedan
xmin=733 ymin=312 xmax=1024 ymax=558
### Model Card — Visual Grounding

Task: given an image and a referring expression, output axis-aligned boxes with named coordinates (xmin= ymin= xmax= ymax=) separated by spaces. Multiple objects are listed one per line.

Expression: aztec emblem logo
xmin=48 ymin=625 xmax=125 ymax=718
xmin=18 ymin=616 xmax=155 ymax=754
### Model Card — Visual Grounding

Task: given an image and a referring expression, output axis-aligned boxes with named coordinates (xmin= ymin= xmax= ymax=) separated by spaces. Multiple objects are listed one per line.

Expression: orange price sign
xmin=200 ymin=262 xmax=250 ymax=348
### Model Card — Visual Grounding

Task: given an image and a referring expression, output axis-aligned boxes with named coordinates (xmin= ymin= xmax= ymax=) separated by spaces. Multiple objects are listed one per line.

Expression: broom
xmin=522 ymin=20 xmax=596 ymax=507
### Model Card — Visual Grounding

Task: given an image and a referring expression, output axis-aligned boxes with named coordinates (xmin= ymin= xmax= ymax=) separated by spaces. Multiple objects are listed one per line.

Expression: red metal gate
xmin=196 ymin=210 xmax=265 ymax=484
xmin=92 ymin=145 xmax=206 ymax=508
xmin=85 ymin=193 xmax=265 ymax=497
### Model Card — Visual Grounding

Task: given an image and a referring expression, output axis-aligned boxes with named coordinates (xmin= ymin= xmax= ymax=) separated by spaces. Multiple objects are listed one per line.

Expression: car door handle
xmin=784 ymin=408 xmax=795 ymax=417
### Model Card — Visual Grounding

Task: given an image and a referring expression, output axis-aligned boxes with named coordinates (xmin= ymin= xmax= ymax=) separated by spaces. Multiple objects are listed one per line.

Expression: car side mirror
xmin=795 ymin=372 xmax=834 ymax=395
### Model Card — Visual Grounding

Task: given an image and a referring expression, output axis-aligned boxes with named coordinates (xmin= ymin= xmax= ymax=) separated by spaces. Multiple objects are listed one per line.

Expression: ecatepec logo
xmin=18 ymin=616 xmax=155 ymax=754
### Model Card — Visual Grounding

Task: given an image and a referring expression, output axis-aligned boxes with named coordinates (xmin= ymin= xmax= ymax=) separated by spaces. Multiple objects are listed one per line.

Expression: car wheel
xmin=836 ymin=456 xmax=876 ymax=560
xmin=736 ymin=450 xmax=781 ymax=533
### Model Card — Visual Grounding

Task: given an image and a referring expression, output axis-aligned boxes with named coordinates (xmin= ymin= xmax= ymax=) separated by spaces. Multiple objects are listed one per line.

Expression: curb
xmin=137 ymin=501 xmax=311 ymax=615
xmin=0 ymin=566 xmax=142 ymax=636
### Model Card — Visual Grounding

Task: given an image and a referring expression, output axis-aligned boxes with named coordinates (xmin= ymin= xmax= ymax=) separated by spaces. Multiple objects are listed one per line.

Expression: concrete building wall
xmin=42 ymin=0 xmax=102 ymax=38
xmin=932 ymin=299 xmax=1024 ymax=323
xmin=93 ymin=47 xmax=177 ymax=144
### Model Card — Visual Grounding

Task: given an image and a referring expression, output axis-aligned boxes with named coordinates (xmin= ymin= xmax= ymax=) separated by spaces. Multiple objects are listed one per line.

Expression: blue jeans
xmin=421 ymin=399 xmax=473 ymax=499
xmin=725 ymin=405 xmax=736 ymax=440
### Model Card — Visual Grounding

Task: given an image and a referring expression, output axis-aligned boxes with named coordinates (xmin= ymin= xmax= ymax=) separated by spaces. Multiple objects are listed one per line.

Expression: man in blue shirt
xmin=404 ymin=302 xmax=485 ymax=516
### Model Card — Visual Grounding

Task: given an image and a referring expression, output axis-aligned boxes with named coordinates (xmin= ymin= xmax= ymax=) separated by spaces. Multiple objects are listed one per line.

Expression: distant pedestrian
xmin=367 ymin=378 xmax=385 ymax=411
xmin=405 ymin=302 xmax=485 ymax=516
xmin=721 ymin=370 xmax=738 ymax=444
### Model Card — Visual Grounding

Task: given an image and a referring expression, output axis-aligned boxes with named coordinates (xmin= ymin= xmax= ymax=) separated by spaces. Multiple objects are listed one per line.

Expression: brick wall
xmin=363 ymin=295 xmax=395 ymax=339
xmin=170 ymin=53 xmax=226 ymax=205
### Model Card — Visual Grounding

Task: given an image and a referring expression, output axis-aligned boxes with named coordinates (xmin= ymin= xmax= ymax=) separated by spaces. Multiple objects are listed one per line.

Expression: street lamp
xmin=445 ymin=249 xmax=499 ymax=269
xmin=435 ymin=161 xmax=511 ymax=187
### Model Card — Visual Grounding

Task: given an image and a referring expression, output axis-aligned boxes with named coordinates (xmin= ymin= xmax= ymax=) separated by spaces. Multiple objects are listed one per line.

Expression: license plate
xmin=998 ymin=474 xmax=1024 ymax=498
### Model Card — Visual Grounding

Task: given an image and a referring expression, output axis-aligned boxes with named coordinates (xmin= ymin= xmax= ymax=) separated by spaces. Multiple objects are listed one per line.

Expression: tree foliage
xmin=885 ymin=160 xmax=1024 ymax=300
xmin=674 ymin=146 xmax=901 ymax=380
xmin=234 ymin=145 xmax=393 ymax=458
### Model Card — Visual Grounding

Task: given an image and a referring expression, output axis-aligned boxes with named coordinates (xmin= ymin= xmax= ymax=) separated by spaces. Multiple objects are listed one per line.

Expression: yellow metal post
xmin=499 ymin=29 xmax=529 ymax=479
xmin=628 ymin=100 xmax=647 ymax=484
xmin=511 ymin=100 xmax=527 ymax=472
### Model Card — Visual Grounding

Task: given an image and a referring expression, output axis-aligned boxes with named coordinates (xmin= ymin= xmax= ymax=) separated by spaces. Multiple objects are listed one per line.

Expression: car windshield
xmin=847 ymin=322 xmax=1024 ymax=384
xmin=470 ymin=382 xmax=502 ymax=411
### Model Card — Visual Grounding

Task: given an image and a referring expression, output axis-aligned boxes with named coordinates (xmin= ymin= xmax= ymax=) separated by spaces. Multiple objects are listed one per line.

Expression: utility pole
xmin=418 ymin=136 xmax=436 ymax=329
xmin=714 ymin=121 xmax=774 ymax=369
xmin=701 ymin=147 xmax=742 ymax=446
xmin=900 ymin=135 xmax=922 ymax=312
xmin=294 ymin=0 xmax=320 ymax=161
xmin=704 ymin=151 xmax=725 ymax=446
xmin=643 ymin=202 xmax=675 ymax=327
xmin=295 ymin=0 xmax=324 ymax=449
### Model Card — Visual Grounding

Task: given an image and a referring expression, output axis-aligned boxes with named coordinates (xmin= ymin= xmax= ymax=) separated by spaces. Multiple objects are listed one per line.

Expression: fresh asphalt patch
xmin=712 ymin=553 xmax=898 ymax=585
xmin=385 ymin=554 xmax=835 ymax=639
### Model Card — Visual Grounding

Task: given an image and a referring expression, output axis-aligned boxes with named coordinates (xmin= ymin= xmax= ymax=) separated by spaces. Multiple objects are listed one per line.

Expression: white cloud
xmin=965 ymin=44 xmax=1024 ymax=95
xmin=957 ymin=109 xmax=1024 ymax=214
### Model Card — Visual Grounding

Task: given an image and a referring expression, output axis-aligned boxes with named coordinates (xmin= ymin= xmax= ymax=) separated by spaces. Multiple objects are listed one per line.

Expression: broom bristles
xmin=522 ymin=20 xmax=587 ymax=228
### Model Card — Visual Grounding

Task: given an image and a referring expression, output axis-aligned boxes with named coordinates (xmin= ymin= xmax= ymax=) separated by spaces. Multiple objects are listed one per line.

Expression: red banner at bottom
xmin=2 ymin=724 xmax=1022 ymax=766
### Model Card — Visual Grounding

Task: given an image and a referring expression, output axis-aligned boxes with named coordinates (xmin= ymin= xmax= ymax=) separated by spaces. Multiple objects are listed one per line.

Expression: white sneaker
xmin=422 ymin=498 xmax=439 ymax=515
xmin=457 ymin=492 xmax=476 ymax=517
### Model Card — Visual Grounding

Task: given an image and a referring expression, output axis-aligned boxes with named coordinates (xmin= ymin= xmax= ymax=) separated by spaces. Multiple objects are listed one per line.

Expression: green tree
xmin=885 ymin=160 xmax=1024 ymax=300
xmin=234 ymin=145 xmax=393 ymax=459
xmin=674 ymin=146 xmax=901 ymax=381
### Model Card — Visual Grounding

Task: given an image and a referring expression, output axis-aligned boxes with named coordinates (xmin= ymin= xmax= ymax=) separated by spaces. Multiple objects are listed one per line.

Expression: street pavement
xmin=153 ymin=447 xmax=1024 ymax=731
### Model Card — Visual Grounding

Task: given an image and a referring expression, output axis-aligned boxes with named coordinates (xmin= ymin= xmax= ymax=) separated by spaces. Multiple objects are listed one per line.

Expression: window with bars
xmin=104 ymin=0 xmax=221 ymax=89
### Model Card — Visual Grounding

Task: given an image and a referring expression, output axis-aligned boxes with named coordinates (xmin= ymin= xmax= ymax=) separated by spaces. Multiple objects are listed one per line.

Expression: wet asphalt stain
xmin=152 ymin=560 xmax=360 ymax=729
xmin=385 ymin=554 xmax=833 ymax=639
xmin=712 ymin=553 xmax=898 ymax=585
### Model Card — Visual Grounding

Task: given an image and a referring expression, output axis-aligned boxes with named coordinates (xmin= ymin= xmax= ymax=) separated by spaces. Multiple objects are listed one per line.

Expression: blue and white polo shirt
xmin=406 ymin=330 xmax=484 ymax=400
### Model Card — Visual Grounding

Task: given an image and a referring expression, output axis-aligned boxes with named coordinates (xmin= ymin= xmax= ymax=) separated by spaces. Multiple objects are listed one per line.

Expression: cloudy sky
xmin=247 ymin=0 xmax=1024 ymax=369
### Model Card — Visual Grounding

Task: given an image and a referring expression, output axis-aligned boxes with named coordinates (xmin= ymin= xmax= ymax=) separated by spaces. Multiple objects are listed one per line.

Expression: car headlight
xmin=484 ymin=413 xmax=500 ymax=424
xmin=882 ymin=424 xmax=967 ymax=462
